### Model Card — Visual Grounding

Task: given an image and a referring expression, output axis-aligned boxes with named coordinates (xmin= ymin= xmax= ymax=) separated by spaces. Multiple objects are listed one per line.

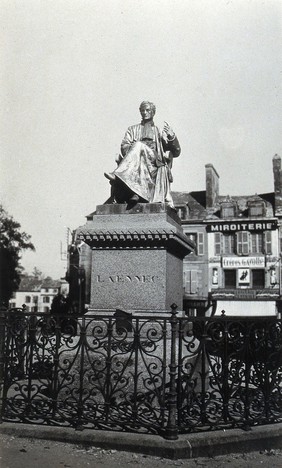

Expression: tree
xmin=32 ymin=267 xmax=43 ymax=279
xmin=0 ymin=205 xmax=35 ymax=306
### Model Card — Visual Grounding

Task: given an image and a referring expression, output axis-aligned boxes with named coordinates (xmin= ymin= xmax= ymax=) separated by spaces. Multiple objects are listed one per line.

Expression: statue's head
xmin=139 ymin=101 xmax=156 ymax=121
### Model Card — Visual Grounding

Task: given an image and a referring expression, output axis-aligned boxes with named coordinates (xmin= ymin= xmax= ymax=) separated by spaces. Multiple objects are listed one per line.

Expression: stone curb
xmin=0 ymin=422 xmax=282 ymax=459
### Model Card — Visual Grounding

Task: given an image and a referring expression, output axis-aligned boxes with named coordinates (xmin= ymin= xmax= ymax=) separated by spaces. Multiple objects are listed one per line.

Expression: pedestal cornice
xmin=77 ymin=203 xmax=194 ymax=258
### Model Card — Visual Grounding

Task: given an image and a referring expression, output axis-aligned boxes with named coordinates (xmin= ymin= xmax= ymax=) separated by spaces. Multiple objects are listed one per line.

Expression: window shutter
xmin=191 ymin=270 xmax=198 ymax=294
xmin=214 ymin=233 xmax=222 ymax=255
xmin=184 ymin=270 xmax=198 ymax=294
xmin=264 ymin=231 xmax=272 ymax=254
xmin=184 ymin=271 xmax=191 ymax=293
xmin=198 ymin=233 xmax=204 ymax=255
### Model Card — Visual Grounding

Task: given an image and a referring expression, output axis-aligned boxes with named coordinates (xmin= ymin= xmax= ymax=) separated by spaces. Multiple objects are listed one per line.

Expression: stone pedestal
xmin=76 ymin=203 xmax=194 ymax=311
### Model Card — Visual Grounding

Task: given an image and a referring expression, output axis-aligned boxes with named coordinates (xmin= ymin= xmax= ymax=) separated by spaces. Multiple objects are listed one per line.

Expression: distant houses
xmin=9 ymin=275 xmax=68 ymax=312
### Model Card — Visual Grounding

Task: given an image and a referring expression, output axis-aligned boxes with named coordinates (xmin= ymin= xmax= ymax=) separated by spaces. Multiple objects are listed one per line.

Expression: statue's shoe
xmin=104 ymin=172 xmax=116 ymax=181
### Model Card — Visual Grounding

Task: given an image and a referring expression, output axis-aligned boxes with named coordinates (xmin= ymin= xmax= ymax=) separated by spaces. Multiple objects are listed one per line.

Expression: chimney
xmin=272 ymin=154 xmax=282 ymax=215
xmin=273 ymin=154 xmax=282 ymax=195
xmin=205 ymin=164 xmax=219 ymax=208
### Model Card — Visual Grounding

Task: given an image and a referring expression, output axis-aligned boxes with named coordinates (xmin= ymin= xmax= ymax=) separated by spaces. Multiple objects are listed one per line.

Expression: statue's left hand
xmin=163 ymin=121 xmax=175 ymax=140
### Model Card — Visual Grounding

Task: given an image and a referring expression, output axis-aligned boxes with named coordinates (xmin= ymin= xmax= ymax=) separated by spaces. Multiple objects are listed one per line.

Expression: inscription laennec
xmin=96 ymin=274 xmax=157 ymax=283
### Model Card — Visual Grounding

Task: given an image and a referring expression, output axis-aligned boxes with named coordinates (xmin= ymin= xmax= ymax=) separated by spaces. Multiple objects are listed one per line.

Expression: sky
xmin=1 ymin=0 xmax=282 ymax=279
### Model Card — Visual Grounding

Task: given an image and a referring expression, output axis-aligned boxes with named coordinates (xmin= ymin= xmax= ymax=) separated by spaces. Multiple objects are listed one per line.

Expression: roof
xmin=172 ymin=191 xmax=275 ymax=221
xmin=18 ymin=276 xmax=61 ymax=292
xmin=41 ymin=278 xmax=61 ymax=288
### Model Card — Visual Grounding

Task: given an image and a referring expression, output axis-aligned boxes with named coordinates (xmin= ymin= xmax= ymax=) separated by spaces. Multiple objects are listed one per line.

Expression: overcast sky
xmin=1 ymin=0 xmax=282 ymax=279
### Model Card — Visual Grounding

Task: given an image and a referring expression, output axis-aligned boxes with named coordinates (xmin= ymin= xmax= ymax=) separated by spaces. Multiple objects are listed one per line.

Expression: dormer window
xmin=176 ymin=205 xmax=188 ymax=220
xmin=220 ymin=199 xmax=237 ymax=219
xmin=247 ymin=199 xmax=265 ymax=217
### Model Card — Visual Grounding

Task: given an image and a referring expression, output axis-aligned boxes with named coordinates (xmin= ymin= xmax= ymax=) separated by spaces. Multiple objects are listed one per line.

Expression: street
xmin=0 ymin=433 xmax=282 ymax=468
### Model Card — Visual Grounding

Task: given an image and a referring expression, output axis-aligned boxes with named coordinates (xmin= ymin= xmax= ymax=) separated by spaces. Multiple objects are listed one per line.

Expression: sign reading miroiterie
xmin=206 ymin=221 xmax=277 ymax=233
xmin=222 ymin=257 xmax=265 ymax=268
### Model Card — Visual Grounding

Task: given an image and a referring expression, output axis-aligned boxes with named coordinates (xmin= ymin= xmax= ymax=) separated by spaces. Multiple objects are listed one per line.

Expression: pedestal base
xmin=77 ymin=203 xmax=194 ymax=311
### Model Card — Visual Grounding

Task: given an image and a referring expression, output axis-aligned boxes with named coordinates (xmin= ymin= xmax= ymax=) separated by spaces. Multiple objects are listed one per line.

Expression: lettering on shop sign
xmin=96 ymin=275 xmax=157 ymax=283
xmin=207 ymin=221 xmax=277 ymax=233
xmin=222 ymin=257 xmax=265 ymax=268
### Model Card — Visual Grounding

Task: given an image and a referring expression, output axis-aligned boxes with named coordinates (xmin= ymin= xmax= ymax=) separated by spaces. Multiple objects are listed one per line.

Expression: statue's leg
xmin=113 ymin=179 xmax=133 ymax=203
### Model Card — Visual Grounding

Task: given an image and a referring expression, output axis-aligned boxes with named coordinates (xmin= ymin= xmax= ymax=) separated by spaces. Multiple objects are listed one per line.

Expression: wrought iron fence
xmin=0 ymin=305 xmax=281 ymax=439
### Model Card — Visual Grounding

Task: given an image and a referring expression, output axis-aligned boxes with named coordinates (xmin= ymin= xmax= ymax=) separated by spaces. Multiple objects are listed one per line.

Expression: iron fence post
xmin=165 ymin=303 xmax=179 ymax=440
xmin=0 ymin=305 xmax=7 ymax=423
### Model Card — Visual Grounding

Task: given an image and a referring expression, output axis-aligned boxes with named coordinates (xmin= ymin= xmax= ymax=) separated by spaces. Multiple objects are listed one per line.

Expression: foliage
xmin=32 ymin=266 xmax=43 ymax=279
xmin=0 ymin=205 xmax=35 ymax=305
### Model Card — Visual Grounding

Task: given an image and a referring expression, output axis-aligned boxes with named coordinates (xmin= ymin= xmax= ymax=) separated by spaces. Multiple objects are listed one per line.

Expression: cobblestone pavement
xmin=0 ymin=433 xmax=282 ymax=468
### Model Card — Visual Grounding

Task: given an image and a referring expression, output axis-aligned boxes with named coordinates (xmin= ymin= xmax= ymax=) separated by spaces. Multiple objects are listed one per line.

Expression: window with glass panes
xmin=186 ymin=233 xmax=204 ymax=256
xmin=236 ymin=232 xmax=250 ymax=254
xmin=251 ymin=233 xmax=263 ymax=253
xmin=223 ymin=234 xmax=235 ymax=254
xmin=221 ymin=206 xmax=235 ymax=218
xmin=177 ymin=207 xmax=186 ymax=219
xmin=248 ymin=203 xmax=264 ymax=217
xmin=214 ymin=231 xmax=272 ymax=255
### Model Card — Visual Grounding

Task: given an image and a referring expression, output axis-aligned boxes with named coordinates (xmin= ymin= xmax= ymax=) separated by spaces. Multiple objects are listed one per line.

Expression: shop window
xmin=224 ymin=270 xmax=236 ymax=288
xmin=25 ymin=296 xmax=31 ymax=303
xmin=43 ymin=306 xmax=49 ymax=313
xmin=25 ymin=306 xmax=30 ymax=312
xmin=252 ymin=269 xmax=265 ymax=289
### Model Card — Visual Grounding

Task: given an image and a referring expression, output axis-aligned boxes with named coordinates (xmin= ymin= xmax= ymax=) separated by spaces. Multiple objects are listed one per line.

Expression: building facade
xmin=173 ymin=155 xmax=282 ymax=317
xmin=9 ymin=276 xmax=66 ymax=313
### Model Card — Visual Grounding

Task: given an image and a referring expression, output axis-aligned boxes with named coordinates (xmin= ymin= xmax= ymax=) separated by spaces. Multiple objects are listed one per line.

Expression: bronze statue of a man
xmin=105 ymin=101 xmax=181 ymax=209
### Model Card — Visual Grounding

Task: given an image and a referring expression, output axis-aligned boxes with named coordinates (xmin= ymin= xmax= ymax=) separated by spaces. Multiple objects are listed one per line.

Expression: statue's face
xmin=140 ymin=104 xmax=154 ymax=122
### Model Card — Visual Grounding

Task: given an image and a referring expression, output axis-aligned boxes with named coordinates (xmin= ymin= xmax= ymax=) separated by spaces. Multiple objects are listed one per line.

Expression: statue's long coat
xmin=113 ymin=122 xmax=181 ymax=204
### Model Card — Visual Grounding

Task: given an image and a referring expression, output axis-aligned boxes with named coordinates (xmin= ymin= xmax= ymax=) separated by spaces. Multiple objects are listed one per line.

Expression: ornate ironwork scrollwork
xmin=1 ymin=309 xmax=281 ymax=437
